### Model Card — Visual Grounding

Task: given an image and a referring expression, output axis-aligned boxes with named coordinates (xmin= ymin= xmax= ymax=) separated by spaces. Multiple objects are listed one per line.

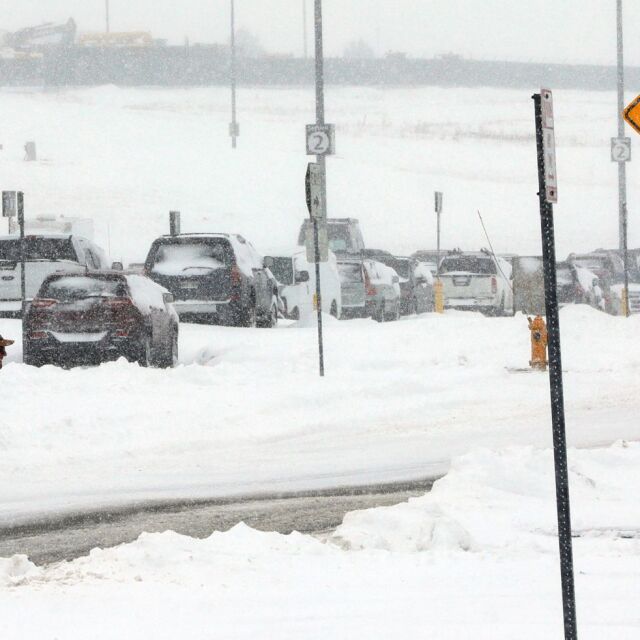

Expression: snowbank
xmin=332 ymin=442 xmax=640 ymax=554
xmin=0 ymin=445 xmax=638 ymax=639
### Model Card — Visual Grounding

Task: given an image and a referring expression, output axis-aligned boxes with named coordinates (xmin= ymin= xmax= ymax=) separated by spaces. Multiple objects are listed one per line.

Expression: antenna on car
xmin=476 ymin=210 xmax=513 ymax=292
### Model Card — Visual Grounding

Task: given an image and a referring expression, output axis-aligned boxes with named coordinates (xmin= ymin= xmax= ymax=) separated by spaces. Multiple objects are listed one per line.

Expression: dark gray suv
xmin=144 ymin=233 xmax=279 ymax=327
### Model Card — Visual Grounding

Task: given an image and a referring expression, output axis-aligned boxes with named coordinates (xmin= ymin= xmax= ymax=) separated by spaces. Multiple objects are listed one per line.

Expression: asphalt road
xmin=0 ymin=479 xmax=435 ymax=565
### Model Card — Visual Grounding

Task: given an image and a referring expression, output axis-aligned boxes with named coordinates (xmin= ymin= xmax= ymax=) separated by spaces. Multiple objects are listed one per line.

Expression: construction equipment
xmin=78 ymin=32 xmax=154 ymax=48
xmin=4 ymin=19 xmax=76 ymax=51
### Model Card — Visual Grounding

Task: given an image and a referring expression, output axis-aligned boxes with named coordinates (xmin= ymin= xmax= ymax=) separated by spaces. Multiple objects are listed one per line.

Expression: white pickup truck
xmin=439 ymin=251 xmax=514 ymax=316
xmin=0 ymin=234 xmax=111 ymax=317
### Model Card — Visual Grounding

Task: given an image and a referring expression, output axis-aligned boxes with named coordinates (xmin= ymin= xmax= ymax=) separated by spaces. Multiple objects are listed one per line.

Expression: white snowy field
xmin=1 ymin=305 xmax=639 ymax=524
xmin=0 ymin=84 xmax=637 ymax=260
xmin=1 ymin=444 xmax=638 ymax=639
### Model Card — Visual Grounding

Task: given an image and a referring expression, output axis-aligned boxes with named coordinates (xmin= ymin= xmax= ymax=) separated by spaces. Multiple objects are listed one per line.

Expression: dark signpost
xmin=533 ymin=89 xmax=578 ymax=640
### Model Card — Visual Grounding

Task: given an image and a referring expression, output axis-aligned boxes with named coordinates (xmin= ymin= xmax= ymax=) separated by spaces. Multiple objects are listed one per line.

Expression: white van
xmin=269 ymin=249 xmax=342 ymax=320
xmin=0 ymin=234 xmax=112 ymax=317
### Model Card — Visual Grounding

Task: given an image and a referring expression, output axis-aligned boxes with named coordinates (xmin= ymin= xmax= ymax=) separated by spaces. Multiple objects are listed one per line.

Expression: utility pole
xmin=302 ymin=0 xmax=308 ymax=59
xmin=616 ymin=0 xmax=631 ymax=315
xmin=313 ymin=0 xmax=326 ymax=377
xmin=229 ymin=0 xmax=239 ymax=149
xmin=105 ymin=0 xmax=110 ymax=34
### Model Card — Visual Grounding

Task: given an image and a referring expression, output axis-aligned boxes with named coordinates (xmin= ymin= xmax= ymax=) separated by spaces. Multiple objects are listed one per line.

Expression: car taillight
xmin=231 ymin=265 xmax=242 ymax=286
xmin=104 ymin=297 xmax=134 ymax=308
xmin=364 ymin=269 xmax=376 ymax=296
xmin=31 ymin=298 xmax=57 ymax=309
xmin=491 ymin=277 xmax=497 ymax=294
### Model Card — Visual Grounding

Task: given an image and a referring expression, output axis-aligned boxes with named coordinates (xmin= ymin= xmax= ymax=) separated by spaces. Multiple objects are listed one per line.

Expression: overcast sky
xmin=2 ymin=1 xmax=640 ymax=65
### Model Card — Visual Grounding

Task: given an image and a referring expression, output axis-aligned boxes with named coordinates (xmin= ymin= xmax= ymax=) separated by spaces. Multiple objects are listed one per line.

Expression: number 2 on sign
xmin=310 ymin=132 xmax=330 ymax=154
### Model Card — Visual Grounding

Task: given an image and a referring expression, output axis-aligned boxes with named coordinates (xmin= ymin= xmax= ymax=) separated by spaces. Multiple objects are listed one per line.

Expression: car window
xmin=338 ymin=263 xmax=363 ymax=283
xmin=440 ymin=257 xmax=497 ymax=275
xmin=149 ymin=239 xmax=231 ymax=276
xmin=40 ymin=276 xmax=127 ymax=300
xmin=270 ymin=258 xmax=294 ymax=285
xmin=84 ymin=249 xmax=100 ymax=269
xmin=0 ymin=237 xmax=77 ymax=262
xmin=327 ymin=225 xmax=351 ymax=253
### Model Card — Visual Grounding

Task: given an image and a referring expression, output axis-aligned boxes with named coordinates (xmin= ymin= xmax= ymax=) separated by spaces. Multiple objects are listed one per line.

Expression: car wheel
xmin=239 ymin=299 xmax=257 ymax=328
xmin=411 ymin=298 xmax=419 ymax=315
xmin=395 ymin=301 xmax=401 ymax=321
xmin=24 ymin=350 xmax=46 ymax=367
xmin=156 ymin=331 xmax=178 ymax=368
xmin=138 ymin=335 xmax=152 ymax=367
xmin=258 ymin=299 xmax=278 ymax=328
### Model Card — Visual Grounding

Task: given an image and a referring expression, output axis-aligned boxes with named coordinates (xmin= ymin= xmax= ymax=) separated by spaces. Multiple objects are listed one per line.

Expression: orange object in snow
xmin=528 ymin=316 xmax=548 ymax=371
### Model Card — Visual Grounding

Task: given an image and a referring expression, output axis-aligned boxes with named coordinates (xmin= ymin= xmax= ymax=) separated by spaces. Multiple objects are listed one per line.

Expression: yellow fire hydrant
xmin=434 ymin=279 xmax=444 ymax=314
xmin=528 ymin=316 xmax=548 ymax=371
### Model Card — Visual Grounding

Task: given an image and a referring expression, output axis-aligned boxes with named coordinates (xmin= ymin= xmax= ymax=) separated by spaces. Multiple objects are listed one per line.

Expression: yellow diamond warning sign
xmin=623 ymin=94 xmax=640 ymax=134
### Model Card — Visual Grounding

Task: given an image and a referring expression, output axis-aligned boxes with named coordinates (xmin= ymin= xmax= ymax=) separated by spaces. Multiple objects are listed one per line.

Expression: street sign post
xmin=434 ymin=191 xmax=444 ymax=313
xmin=540 ymin=88 xmax=558 ymax=203
xmin=305 ymin=123 xmax=335 ymax=156
xmin=533 ymin=90 xmax=578 ymax=640
xmin=611 ymin=136 xmax=631 ymax=162
xmin=305 ymin=162 xmax=324 ymax=220
xmin=303 ymin=220 xmax=328 ymax=264
xmin=2 ymin=191 xmax=17 ymax=218
xmin=169 ymin=211 xmax=181 ymax=236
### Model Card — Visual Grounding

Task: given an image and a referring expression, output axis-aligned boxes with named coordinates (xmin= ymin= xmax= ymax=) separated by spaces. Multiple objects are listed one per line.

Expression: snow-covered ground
xmin=1 ymin=445 xmax=637 ymax=639
xmin=0 ymin=84 xmax=638 ymax=636
xmin=1 ymin=305 xmax=639 ymax=524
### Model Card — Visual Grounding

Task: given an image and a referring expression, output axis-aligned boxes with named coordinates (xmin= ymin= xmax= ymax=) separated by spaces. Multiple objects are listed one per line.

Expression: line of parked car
xmin=1 ymin=216 xmax=639 ymax=368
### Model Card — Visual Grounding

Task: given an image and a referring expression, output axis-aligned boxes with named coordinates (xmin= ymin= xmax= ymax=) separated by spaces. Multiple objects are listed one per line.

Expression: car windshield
xmin=327 ymin=226 xmax=351 ymax=253
xmin=270 ymin=257 xmax=294 ymax=285
xmin=440 ymin=257 xmax=497 ymax=275
xmin=40 ymin=276 xmax=127 ymax=300
xmin=338 ymin=263 xmax=363 ymax=283
xmin=0 ymin=237 xmax=76 ymax=262
xmin=391 ymin=259 xmax=410 ymax=278
xmin=149 ymin=240 xmax=230 ymax=276
xmin=571 ymin=257 xmax=606 ymax=272
xmin=556 ymin=265 xmax=573 ymax=286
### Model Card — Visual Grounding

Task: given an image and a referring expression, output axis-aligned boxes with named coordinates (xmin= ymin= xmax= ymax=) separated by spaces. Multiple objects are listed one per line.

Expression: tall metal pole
xmin=230 ymin=0 xmax=238 ymax=149
xmin=302 ymin=0 xmax=308 ymax=59
xmin=617 ymin=0 xmax=630 ymax=314
xmin=313 ymin=0 xmax=325 ymax=377
xmin=533 ymin=92 xmax=578 ymax=640
xmin=105 ymin=0 xmax=110 ymax=34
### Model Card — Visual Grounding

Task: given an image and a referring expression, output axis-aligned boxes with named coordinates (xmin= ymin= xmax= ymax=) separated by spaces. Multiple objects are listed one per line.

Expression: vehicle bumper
xmin=24 ymin=331 xmax=138 ymax=365
xmin=340 ymin=304 xmax=366 ymax=319
xmin=174 ymin=299 xmax=233 ymax=322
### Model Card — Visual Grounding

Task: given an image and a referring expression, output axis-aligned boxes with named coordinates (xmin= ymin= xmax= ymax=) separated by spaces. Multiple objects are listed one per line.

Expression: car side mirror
xmin=163 ymin=292 xmax=175 ymax=304
xmin=263 ymin=256 xmax=274 ymax=269
xmin=295 ymin=270 xmax=310 ymax=283
xmin=111 ymin=261 xmax=124 ymax=271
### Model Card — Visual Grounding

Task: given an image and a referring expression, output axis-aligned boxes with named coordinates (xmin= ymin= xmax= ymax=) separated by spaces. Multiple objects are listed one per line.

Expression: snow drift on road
xmin=332 ymin=442 xmax=640 ymax=554
xmin=0 ymin=445 xmax=638 ymax=639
